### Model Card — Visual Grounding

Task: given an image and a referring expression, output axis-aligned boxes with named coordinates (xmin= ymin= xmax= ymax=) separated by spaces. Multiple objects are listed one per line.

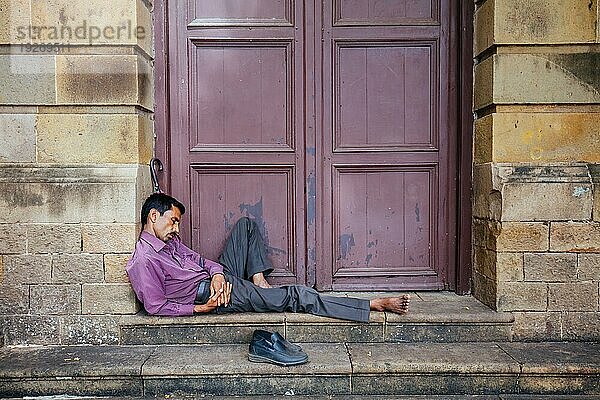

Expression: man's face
xmin=151 ymin=206 xmax=182 ymax=242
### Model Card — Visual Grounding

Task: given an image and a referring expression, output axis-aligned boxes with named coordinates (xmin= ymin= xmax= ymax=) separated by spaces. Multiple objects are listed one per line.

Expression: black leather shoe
xmin=252 ymin=329 xmax=303 ymax=353
xmin=248 ymin=330 xmax=308 ymax=366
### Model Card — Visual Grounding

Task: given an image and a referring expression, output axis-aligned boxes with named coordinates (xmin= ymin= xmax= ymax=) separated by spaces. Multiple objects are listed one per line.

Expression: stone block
xmin=490 ymin=112 xmax=600 ymax=163
xmin=36 ymin=113 xmax=151 ymax=164
xmin=472 ymin=271 xmax=496 ymax=309
xmin=0 ymin=165 xmax=142 ymax=223
xmin=82 ymin=283 xmax=139 ymax=314
xmin=511 ymin=312 xmax=562 ymax=341
xmin=497 ymin=282 xmax=547 ymax=311
xmin=496 ymin=252 xmax=524 ymax=282
xmin=473 ymin=55 xmax=494 ymax=110
xmin=475 ymin=0 xmax=597 ymax=55
xmin=56 ymin=55 xmax=139 ymax=105
xmin=82 ymin=224 xmax=137 ymax=253
xmin=474 ymin=246 xmax=496 ymax=280
xmin=0 ymin=284 xmax=29 ymax=314
xmin=578 ymin=254 xmax=600 ymax=280
xmin=3 ymin=315 xmax=60 ymax=345
xmin=502 ymin=183 xmax=593 ymax=221
xmin=30 ymin=284 xmax=81 ymax=315
xmin=0 ymin=114 xmax=36 ymax=162
xmin=550 ymin=222 xmax=600 ymax=252
xmin=548 ymin=282 xmax=598 ymax=311
xmin=136 ymin=0 xmax=153 ymax=57
xmin=0 ymin=0 xmax=31 ymax=44
xmin=497 ymin=222 xmax=549 ymax=252
xmin=27 ymin=224 xmax=81 ymax=253
xmin=562 ymin=312 xmax=600 ymax=340
xmin=474 ymin=115 xmax=492 ymax=164
xmin=31 ymin=0 xmax=145 ymax=47
xmin=493 ymin=53 xmax=600 ymax=105
xmin=137 ymin=35 xmax=153 ymax=110
xmin=61 ymin=315 xmax=121 ymax=345
xmin=473 ymin=0 xmax=494 ymax=56
xmin=104 ymin=254 xmax=130 ymax=283
xmin=52 ymin=253 xmax=104 ymax=283
xmin=595 ymin=183 xmax=600 ymax=222
xmin=0 ymin=224 xmax=27 ymax=254
xmin=3 ymin=254 xmax=51 ymax=284
xmin=0 ymin=55 xmax=56 ymax=104
xmin=524 ymin=253 xmax=577 ymax=282
xmin=472 ymin=164 xmax=503 ymax=221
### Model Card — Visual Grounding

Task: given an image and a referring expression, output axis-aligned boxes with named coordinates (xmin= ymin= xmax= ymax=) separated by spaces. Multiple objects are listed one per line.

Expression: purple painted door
xmin=167 ymin=1 xmax=456 ymax=290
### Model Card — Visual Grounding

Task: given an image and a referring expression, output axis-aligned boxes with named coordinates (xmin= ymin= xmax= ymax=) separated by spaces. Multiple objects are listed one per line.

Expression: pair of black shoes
xmin=248 ymin=329 xmax=308 ymax=366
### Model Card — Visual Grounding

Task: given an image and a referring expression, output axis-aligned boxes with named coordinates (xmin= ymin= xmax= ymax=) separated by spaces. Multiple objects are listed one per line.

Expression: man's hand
xmin=193 ymin=288 xmax=224 ymax=313
xmin=210 ymin=273 xmax=232 ymax=307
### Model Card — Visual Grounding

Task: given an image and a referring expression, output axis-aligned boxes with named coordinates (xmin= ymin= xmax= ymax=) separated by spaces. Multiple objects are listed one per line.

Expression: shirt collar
xmin=139 ymin=231 xmax=168 ymax=253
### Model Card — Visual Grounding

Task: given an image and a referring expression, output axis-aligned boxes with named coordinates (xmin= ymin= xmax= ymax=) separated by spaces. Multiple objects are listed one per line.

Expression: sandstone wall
xmin=473 ymin=0 xmax=600 ymax=340
xmin=0 ymin=0 xmax=153 ymax=345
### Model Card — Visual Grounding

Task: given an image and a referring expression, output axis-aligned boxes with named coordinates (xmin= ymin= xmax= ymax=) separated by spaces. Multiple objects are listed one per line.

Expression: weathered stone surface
xmin=2 ymin=254 xmax=51 ymax=284
xmin=578 ymin=254 xmax=600 ymax=280
xmin=0 ymin=224 xmax=26 ymax=254
xmin=502 ymin=183 xmax=593 ymax=221
xmin=476 ymin=54 xmax=600 ymax=110
xmin=3 ymin=315 xmax=60 ymax=345
xmin=497 ymin=222 xmax=549 ymax=252
xmin=37 ymin=113 xmax=151 ymax=164
xmin=287 ymin=321 xmax=384 ymax=343
xmin=474 ymin=0 xmax=598 ymax=55
xmin=497 ymin=282 xmax=547 ymax=311
xmin=0 ymin=55 xmax=56 ymax=104
xmin=548 ymin=282 xmax=598 ymax=311
xmin=472 ymin=164 xmax=503 ymax=221
xmin=473 ymin=271 xmax=497 ymax=309
xmin=512 ymin=312 xmax=562 ymax=341
xmin=52 ymin=253 xmax=104 ymax=283
xmin=550 ymin=222 xmax=600 ymax=252
xmin=0 ymin=165 xmax=144 ymax=224
xmin=61 ymin=315 xmax=121 ymax=345
xmin=474 ymin=246 xmax=497 ymax=280
xmin=137 ymin=51 xmax=153 ymax=110
xmin=500 ymin=342 xmax=600 ymax=374
xmin=0 ymin=114 xmax=35 ymax=162
xmin=82 ymin=283 xmax=138 ymax=314
xmin=27 ymin=223 xmax=81 ymax=253
xmin=562 ymin=312 xmax=600 ymax=340
xmin=30 ymin=284 xmax=81 ymax=315
xmin=56 ymin=55 xmax=139 ymax=105
xmin=82 ymin=224 xmax=137 ymax=253
xmin=104 ymin=254 xmax=130 ymax=283
xmin=595 ymin=183 xmax=600 ymax=222
xmin=474 ymin=115 xmax=493 ymax=164
xmin=0 ymin=378 xmax=143 ymax=398
xmin=385 ymin=323 xmax=511 ymax=343
xmin=524 ymin=253 xmax=577 ymax=282
xmin=496 ymin=252 xmax=524 ymax=282
xmin=0 ymin=0 xmax=31 ymax=44
xmin=0 ymin=284 xmax=29 ymax=314
xmin=490 ymin=113 xmax=600 ymax=163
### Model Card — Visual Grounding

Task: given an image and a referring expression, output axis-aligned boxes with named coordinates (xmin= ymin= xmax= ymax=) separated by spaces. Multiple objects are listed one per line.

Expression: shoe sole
xmin=248 ymin=353 xmax=308 ymax=367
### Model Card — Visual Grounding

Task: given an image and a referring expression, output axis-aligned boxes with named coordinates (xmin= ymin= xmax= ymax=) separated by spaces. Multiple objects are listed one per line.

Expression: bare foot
xmin=370 ymin=294 xmax=411 ymax=315
xmin=251 ymin=272 xmax=272 ymax=289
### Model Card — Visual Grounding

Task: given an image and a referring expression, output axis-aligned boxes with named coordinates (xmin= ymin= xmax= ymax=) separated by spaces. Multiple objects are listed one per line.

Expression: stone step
xmin=0 ymin=342 xmax=598 ymax=398
xmin=120 ymin=292 xmax=515 ymax=344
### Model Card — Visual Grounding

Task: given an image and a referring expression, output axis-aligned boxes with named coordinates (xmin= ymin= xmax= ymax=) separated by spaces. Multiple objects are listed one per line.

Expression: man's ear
xmin=148 ymin=208 xmax=158 ymax=223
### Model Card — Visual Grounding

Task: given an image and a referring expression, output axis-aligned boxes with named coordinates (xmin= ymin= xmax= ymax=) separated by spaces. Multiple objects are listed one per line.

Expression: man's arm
xmin=127 ymin=257 xmax=195 ymax=316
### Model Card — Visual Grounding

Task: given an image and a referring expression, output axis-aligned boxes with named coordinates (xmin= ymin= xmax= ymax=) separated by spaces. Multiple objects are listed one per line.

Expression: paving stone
xmin=285 ymin=311 xmax=384 ymax=343
xmin=3 ymin=315 xmax=60 ymax=345
xmin=142 ymin=343 xmax=351 ymax=396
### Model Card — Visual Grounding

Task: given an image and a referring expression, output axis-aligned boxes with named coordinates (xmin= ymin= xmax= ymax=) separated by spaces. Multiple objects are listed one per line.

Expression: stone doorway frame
xmin=151 ymin=1 xmax=475 ymax=294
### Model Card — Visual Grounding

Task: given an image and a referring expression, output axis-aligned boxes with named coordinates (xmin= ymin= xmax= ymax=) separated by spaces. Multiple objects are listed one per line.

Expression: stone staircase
xmin=1 ymin=292 xmax=599 ymax=398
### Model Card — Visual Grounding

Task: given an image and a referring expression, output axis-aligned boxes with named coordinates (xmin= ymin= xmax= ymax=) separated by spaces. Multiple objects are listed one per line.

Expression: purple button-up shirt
xmin=126 ymin=231 xmax=224 ymax=316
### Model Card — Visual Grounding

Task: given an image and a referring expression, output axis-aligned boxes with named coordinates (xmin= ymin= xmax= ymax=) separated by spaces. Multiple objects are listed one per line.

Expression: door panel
xmin=169 ymin=1 xmax=305 ymax=285
xmin=319 ymin=0 xmax=450 ymax=290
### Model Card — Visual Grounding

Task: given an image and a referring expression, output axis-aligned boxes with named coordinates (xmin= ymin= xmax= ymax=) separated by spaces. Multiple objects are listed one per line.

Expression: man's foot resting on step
xmin=370 ymin=294 xmax=411 ymax=314
xmin=251 ymin=272 xmax=272 ymax=289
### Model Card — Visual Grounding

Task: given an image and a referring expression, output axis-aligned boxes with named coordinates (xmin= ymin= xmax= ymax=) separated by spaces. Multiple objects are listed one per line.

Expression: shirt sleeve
xmin=126 ymin=255 xmax=195 ymax=316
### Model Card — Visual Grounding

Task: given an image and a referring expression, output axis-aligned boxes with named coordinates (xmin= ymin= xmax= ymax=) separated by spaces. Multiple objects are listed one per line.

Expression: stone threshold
xmin=119 ymin=292 xmax=515 ymax=344
xmin=0 ymin=342 xmax=598 ymax=397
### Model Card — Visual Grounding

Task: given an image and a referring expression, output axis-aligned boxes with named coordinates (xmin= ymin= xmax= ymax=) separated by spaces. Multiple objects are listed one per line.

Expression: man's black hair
xmin=141 ymin=193 xmax=186 ymax=227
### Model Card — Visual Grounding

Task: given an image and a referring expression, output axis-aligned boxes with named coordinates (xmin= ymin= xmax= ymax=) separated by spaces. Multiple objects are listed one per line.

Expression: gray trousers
xmin=213 ymin=217 xmax=371 ymax=323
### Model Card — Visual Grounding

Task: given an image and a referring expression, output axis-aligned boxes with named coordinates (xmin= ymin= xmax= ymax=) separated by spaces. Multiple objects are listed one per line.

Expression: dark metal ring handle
xmin=150 ymin=158 xmax=164 ymax=193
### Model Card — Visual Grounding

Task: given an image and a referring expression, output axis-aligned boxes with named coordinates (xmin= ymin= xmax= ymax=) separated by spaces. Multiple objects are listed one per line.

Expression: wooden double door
xmin=167 ymin=1 xmax=458 ymax=290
